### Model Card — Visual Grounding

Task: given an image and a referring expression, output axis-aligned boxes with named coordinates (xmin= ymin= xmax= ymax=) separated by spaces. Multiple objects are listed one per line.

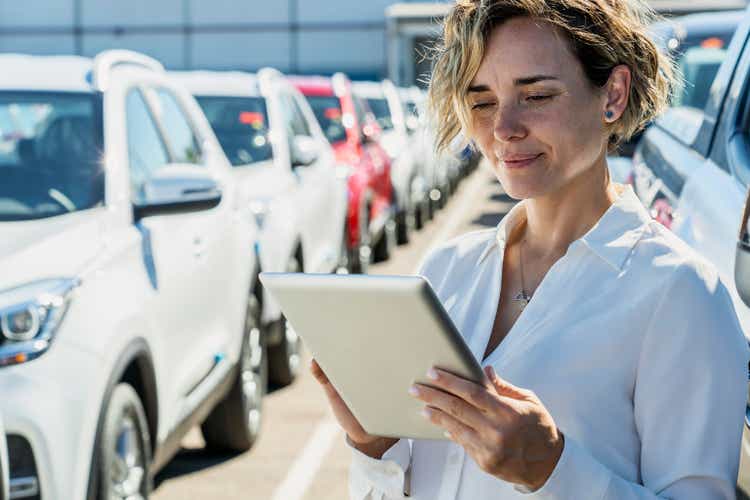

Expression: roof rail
xmin=92 ymin=50 xmax=164 ymax=91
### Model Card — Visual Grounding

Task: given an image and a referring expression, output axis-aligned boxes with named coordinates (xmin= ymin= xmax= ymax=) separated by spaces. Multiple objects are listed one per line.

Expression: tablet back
xmin=259 ymin=272 xmax=485 ymax=440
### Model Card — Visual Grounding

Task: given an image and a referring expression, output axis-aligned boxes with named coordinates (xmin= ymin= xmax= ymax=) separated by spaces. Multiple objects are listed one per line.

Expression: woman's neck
xmin=522 ymin=157 xmax=618 ymax=258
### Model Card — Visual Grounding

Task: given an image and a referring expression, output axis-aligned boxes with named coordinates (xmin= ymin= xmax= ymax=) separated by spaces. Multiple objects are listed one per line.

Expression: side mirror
xmin=735 ymin=187 xmax=750 ymax=306
xmin=291 ymin=135 xmax=320 ymax=167
xmin=133 ymin=164 xmax=222 ymax=221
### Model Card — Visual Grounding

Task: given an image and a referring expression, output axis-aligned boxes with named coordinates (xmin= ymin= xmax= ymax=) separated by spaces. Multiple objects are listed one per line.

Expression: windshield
xmin=365 ymin=98 xmax=393 ymax=131
xmin=0 ymin=92 xmax=104 ymax=222
xmin=306 ymin=95 xmax=348 ymax=145
xmin=196 ymin=96 xmax=273 ymax=166
xmin=673 ymin=47 xmax=728 ymax=110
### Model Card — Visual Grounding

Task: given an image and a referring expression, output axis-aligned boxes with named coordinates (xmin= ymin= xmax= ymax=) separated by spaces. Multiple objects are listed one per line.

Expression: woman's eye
xmin=471 ymin=102 xmax=495 ymax=110
xmin=526 ymin=95 xmax=552 ymax=102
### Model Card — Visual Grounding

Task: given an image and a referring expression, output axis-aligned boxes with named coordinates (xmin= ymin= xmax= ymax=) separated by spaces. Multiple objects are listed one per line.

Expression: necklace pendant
xmin=513 ymin=291 xmax=532 ymax=309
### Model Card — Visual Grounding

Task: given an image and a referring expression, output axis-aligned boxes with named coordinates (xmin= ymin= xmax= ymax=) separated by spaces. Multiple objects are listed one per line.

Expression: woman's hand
xmin=410 ymin=366 xmax=564 ymax=491
xmin=310 ymin=358 xmax=398 ymax=459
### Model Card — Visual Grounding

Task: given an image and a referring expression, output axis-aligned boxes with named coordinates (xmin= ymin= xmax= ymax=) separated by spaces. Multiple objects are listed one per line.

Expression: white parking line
xmin=270 ymin=417 xmax=341 ymax=500
xmin=270 ymin=166 xmax=489 ymax=500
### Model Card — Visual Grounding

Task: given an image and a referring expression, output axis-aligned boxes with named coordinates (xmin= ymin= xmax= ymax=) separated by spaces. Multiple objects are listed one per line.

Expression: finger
xmin=310 ymin=358 xmax=330 ymax=385
xmin=411 ymin=383 xmax=493 ymax=431
xmin=421 ymin=405 xmax=483 ymax=453
xmin=485 ymin=366 xmax=531 ymax=401
xmin=426 ymin=368 xmax=496 ymax=412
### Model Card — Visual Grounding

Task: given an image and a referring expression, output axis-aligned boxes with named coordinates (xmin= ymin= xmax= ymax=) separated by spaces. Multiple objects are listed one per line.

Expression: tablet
xmin=259 ymin=272 xmax=485 ymax=440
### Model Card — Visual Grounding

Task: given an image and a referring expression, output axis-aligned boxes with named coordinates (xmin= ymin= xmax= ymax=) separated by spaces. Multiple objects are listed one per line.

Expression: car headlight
xmin=249 ymin=200 xmax=270 ymax=230
xmin=0 ymin=278 xmax=79 ymax=367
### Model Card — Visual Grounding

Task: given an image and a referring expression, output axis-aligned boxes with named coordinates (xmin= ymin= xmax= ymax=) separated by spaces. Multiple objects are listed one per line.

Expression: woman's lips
xmin=501 ymin=153 xmax=542 ymax=169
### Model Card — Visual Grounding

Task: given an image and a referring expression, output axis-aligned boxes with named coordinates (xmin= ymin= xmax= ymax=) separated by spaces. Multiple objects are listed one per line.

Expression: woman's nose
xmin=493 ymin=106 xmax=527 ymax=142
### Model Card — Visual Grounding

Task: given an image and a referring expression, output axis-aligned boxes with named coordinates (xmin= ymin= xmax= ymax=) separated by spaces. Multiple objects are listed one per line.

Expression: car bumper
xmin=0 ymin=339 xmax=105 ymax=500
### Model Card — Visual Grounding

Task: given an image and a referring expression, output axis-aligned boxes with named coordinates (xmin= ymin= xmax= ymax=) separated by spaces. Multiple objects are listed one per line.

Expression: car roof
xmin=170 ymin=70 xmax=262 ymax=98
xmin=288 ymin=75 xmax=335 ymax=96
xmin=0 ymin=54 xmax=93 ymax=92
xmin=351 ymin=80 xmax=385 ymax=99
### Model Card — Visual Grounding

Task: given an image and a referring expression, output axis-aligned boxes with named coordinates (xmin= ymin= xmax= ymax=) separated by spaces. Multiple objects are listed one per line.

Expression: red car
xmin=291 ymin=73 xmax=395 ymax=273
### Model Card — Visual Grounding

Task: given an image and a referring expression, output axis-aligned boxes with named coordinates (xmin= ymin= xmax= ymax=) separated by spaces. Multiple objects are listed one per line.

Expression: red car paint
xmin=291 ymin=74 xmax=393 ymax=249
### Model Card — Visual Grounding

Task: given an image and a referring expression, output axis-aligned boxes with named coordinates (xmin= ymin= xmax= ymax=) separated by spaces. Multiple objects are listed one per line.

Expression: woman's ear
xmin=603 ymin=64 xmax=631 ymax=123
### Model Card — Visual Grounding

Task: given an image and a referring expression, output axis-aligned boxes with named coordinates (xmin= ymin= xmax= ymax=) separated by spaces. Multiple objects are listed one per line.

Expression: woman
xmin=312 ymin=0 xmax=749 ymax=498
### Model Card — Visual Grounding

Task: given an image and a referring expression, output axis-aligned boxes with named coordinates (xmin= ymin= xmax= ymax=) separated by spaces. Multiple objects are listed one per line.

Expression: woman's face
xmin=468 ymin=17 xmax=615 ymax=200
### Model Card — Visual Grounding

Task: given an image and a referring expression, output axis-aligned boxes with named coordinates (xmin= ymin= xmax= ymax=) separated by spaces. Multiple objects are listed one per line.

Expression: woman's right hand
xmin=310 ymin=358 xmax=398 ymax=458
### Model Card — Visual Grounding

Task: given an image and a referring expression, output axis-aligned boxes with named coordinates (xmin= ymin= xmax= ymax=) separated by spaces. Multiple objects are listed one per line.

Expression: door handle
xmin=193 ymin=236 xmax=206 ymax=258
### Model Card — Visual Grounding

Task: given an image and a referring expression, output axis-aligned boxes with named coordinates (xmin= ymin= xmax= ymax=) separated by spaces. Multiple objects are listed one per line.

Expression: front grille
xmin=7 ymin=435 xmax=39 ymax=500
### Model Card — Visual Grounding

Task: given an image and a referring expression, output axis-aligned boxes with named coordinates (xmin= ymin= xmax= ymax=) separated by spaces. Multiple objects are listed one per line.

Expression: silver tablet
xmin=259 ymin=272 xmax=485 ymax=440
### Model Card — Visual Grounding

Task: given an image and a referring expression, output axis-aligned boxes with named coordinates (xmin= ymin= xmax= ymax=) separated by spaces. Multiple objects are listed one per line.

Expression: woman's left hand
xmin=410 ymin=366 xmax=564 ymax=492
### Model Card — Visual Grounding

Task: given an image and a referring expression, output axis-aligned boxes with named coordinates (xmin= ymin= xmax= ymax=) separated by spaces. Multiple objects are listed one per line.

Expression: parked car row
xmin=0 ymin=49 xmax=477 ymax=499
xmin=617 ymin=6 xmax=750 ymax=496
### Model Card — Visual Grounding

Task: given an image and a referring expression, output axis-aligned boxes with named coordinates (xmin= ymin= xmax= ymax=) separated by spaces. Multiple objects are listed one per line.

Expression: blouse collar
xmin=477 ymin=184 xmax=652 ymax=272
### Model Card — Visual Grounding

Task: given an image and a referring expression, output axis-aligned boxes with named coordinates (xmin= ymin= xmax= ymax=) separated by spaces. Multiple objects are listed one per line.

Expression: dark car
xmin=629 ymin=9 xmax=750 ymax=494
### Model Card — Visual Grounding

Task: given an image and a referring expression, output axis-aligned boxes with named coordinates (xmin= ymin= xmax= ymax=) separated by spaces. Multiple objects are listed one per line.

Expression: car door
xmin=148 ymin=85 xmax=246 ymax=397
xmin=125 ymin=86 xmax=226 ymax=427
xmin=280 ymin=90 xmax=337 ymax=272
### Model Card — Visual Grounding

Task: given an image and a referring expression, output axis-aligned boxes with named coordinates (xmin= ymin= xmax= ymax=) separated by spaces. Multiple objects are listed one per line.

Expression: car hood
xmin=0 ymin=210 xmax=105 ymax=290
xmin=655 ymin=106 xmax=704 ymax=146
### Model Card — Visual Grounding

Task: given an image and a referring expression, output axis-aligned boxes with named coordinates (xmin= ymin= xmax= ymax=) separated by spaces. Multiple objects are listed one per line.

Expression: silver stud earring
xmin=605 ymin=110 xmax=614 ymax=120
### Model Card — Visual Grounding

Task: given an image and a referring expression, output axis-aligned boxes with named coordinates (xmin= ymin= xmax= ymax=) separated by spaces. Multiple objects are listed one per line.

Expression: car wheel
xmin=349 ymin=237 xmax=372 ymax=275
xmin=201 ymin=291 xmax=267 ymax=452
xmin=268 ymin=255 xmax=302 ymax=386
xmin=415 ymin=197 xmax=429 ymax=230
xmin=373 ymin=217 xmax=397 ymax=262
xmin=395 ymin=209 xmax=410 ymax=245
xmin=98 ymin=383 xmax=151 ymax=500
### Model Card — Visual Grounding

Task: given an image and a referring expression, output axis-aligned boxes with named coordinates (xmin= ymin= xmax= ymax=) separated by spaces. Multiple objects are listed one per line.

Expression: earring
xmin=605 ymin=110 xmax=614 ymax=120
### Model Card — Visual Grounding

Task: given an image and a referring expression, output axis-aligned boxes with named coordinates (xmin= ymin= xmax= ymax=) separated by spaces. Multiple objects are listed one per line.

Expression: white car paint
xmin=172 ymin=69 xmax=348 ymax=324
xmin=0 ymin=52 xmax=257 ymax=499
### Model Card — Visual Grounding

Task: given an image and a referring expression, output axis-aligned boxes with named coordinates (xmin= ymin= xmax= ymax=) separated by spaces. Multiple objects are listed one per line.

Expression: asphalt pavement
xmin=152 ymin=161 xmax=516 ymax=500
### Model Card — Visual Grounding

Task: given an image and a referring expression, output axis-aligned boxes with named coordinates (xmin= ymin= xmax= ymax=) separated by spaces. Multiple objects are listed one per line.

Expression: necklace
xmin=512 ymin=238 xmax=532 ymax=309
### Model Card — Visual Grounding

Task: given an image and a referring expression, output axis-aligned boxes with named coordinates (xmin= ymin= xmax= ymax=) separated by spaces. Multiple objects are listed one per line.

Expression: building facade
xmin=0 ymin=0 xmax=449 ymax=80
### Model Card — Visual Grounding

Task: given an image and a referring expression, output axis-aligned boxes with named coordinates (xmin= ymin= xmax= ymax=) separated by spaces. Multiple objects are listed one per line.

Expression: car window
xmin=306 ymin=95 xmax=347 ymax=144
xmin=126 ymin=88 xmax=170 ymax=202
xmin=352 ymin=96 xmax=369 ymax=131
xmin=672 ymin=46 xmax=728 ymax=110
xmin=366 ymin=97 xmax=393 ymax=131
xmin=0 ymin=91 xmax=104 ymax=221
xmin=154 ymin=89 xmax=202 ymax=164
xmin=196 ymin=96 xmax=273 ymax=166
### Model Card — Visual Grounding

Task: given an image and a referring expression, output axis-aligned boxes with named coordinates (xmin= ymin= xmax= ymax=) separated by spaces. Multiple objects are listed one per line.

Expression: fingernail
xmin=408 ymin=385 xmax=420 ymax=397
xmin=443 ymin=431 xmax=452 ymax=439
xmin=426 ymin=368 xmax=439 ymax=380
xmin=420 ymin=407 xmax=431 ymax=419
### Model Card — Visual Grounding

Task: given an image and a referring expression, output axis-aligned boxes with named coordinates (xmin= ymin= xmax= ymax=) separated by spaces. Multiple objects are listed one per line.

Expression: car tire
xmin=395 ymin=209 xmax=410 ymax=245
xmin=373 ymin=217 xmax=397 ymax=262
xmin=98 ymin=383 xmax=152 ymax=500
xmin=415 ymin=195 xmax=430 ymax=230
xmin=201 ymin=291 xmax=267 ymax=452
xmin=268 ymin=254 xmax=303 ymax=386
xmin=349 ymin=239 xmax=372 ymax=275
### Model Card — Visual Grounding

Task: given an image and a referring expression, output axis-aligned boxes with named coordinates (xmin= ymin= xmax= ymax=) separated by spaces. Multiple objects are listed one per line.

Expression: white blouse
xmin=348 ymin=185 xmax=749 ymax=499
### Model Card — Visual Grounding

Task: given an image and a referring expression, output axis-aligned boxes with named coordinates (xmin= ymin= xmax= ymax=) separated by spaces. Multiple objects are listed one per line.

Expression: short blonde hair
xmin=427 ymin=0 xmax=677 ymax=153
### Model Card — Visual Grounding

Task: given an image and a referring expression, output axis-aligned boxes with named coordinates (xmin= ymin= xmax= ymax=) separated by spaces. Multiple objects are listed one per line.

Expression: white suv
xmin=0 ymin=51 xmax=264 ymax=499
xmin=171 ymin=68 xmax=348 ymax=386
xmin=352 ymin=80 xmax=428 ymax=242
